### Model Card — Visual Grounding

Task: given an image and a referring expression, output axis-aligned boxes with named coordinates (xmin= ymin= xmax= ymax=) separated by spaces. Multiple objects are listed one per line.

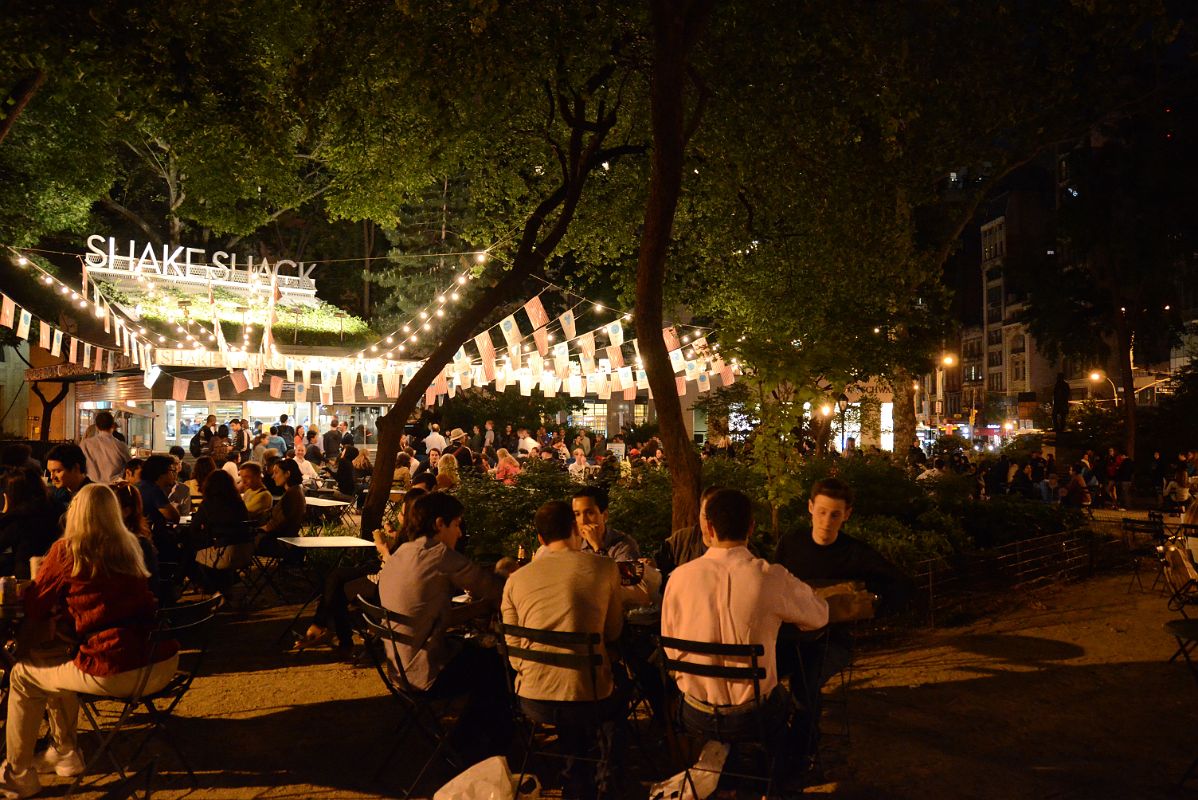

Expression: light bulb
xmin=451 ymin=292 xmax=460 ymax=301
xmin=138 ymin=327 xmax=146 ymax=335
xmin=419 ymin=311 xmax=428 ymax=320
xmin=410 ymin=335 xmax=418 ymax=343
xmin=402 ymin=325 xmax=411 ymax=333
xmin=457 ymin=275 xmax=468 ymax=284
xmin=423 ymin=322 xmax=431 ymax=331
xmin=474 ymin=252 xmax=487 ymax=264
xmin=438 ymin=296 xmax=446 ymax=304
xmin=370 ymin=345 xmax=378 ymax=353
xmin=398 ymin=344 xmax=406 ymax=352
xmin=16 ymin=256 xmax=27 ymax=266
xmin=435 ymin=308 xmax=444 ymax=317
xmin=385 ymin=336 xmax=393 ymax=344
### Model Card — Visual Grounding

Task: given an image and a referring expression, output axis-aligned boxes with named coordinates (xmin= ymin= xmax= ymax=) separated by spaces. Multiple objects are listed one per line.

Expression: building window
xmin=987 ymin=329 xmax=1003 ymax=346
xmin=571 ymin=401 xmax=609 ymax=436
xmin=987 ymin=351 xmax=1004 ymax=367
xmin=988 ymin=372 xmax=1005 ymax=392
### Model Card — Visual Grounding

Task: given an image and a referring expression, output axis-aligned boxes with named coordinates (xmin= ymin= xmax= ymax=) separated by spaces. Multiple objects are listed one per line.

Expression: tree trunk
xmin=359 ymin=89 xmax=627 ymax=536
xmin=0 ymin=70 xmax=46 ymax=147
xmin=892 ymin=368 xmax=917 ymax=460
xmin=634 ymin=0 xmax=712 ymax=534
xmin=1115 ymin=316 xmax=1136 ymax=459
xmin=30 ymin=382 xmax=68 ymax=441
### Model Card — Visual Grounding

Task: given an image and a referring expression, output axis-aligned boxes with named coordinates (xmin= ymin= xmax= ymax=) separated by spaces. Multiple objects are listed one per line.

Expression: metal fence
xmin=909 ymin=529 xmax=1120 ymax=626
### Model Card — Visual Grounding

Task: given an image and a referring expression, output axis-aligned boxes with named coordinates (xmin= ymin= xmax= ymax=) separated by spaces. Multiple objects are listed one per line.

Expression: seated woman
xmin=192 ymin=470 xmax=253 ymax=589
xmin=392 ymin=453 xmax=413 ymax=490
xmin=185 ymin=456 xmax=217 ymax=508
xmin=435 ymin=454 xmax=460 ymax=490
xmin=492 ymin=448 xmax=521 ymax=485
xmin=111 ymin=481 xmax=166 ymax=607
xmin=1164 ymin=467 xmax=1192 ymax=513
xmin=1060 ymin=463 xmax=1092 ymax=509
xmin=335 ymin=437 xmax=359 ymax=500
xmin=0 ymin=467 xmax=61 ymax=579
xmin=0 ymin=484 xmax=179 ymax=798
xmin=297 ymin=488 xmax=427 ymax=655
xmin=258 ymin=460 xmax=306 ymax=555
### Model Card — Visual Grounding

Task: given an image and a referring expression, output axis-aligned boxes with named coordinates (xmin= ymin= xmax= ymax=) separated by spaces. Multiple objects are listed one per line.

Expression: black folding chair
xmin=657 ymin=635 xmax=785 ymax=798
xmin=1121 ymin=518 xmax=1166 ymax=593
xmin=71 ymin=594 xmax=223 ymax=795
xmin=495 ymin=622 xmax=616 ymax=796
xmin=358 ymin=596 xmax=462 ymax=799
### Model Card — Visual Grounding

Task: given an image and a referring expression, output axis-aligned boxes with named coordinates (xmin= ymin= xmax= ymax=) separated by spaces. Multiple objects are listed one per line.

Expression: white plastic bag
xmin=648 ymin=740 xmax=729 ymax=800
xmin=434 ymin=756 xmax=541 ymax=800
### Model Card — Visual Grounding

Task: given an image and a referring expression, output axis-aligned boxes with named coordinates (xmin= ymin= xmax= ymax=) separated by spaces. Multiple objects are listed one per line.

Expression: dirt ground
xmin=47 ymin=564 xmax=1197 ymax=800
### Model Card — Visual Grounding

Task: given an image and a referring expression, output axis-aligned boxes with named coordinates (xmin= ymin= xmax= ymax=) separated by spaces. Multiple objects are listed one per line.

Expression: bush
xmin=845 ymin=515 xmax=956 ymax=572
xmin=958 ymin=495 xmax=1084 ymax=548
xmin=454 ymin=460 xmax=576 ymax=562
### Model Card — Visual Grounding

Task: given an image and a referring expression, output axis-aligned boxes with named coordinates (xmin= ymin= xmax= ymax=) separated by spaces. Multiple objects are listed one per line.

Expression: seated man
xmin=501 ymin=501 xmax=625 ymax=797
xmin=662 ymin=488 xmax=828 ymax=784
xmin=773 ymin=477 xmax=913 ymax=758
xmin=136 ymin=455 xmax=183 ymax=561
xmin=378 ymin=492 xmax=511 ymax=764
xmin=572 ymin=486 xmax=639 ymax=561
xmin=238 ymin=462 xmax=273 ymax=522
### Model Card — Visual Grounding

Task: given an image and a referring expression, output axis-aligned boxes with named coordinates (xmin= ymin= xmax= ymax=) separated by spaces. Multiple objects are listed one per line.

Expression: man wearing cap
xmin=446 ymin=428 xmax=473 ymax=471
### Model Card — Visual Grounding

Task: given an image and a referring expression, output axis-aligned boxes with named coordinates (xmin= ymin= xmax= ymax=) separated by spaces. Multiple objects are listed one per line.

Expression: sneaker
xmin=0 ymin=761 xmax=41 ymax=799
xmin=33 ymin=746 xmax=84 ymax=777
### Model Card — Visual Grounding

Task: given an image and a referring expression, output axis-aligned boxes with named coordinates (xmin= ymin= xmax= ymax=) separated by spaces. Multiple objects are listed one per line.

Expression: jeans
xmin=6 ymin=655 xmax=179 ymax=771
xmin=678 ymin=685 xmax=797 ymax=783
xmin=518 ymin=694 xmax=624 ymax=799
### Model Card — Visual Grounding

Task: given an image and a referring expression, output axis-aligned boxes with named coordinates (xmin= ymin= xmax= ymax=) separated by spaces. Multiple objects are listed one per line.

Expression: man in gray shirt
xmin=79 ymin=411 xmax=128 ymax=483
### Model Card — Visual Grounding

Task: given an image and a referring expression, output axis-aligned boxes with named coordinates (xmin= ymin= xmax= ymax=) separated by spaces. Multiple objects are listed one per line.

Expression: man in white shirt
xmin=423 ymin=424 xmax=447 ymax=454
xmin=79 ymin=411 xmax=129 ymax=483
xmin=517 ymin=428 xmax=538 ymax=457
xmin=661 ymin=488 xmax=828 ymax=784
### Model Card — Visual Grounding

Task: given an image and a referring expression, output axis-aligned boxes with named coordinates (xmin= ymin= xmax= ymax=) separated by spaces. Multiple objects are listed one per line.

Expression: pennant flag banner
xmin=576 ymin=331 xmax=596 ymax=359
xmin=143 ymin=364 xmax=162 ymax=389
xmin=285 ymin=358 xmax=296 ymax=383
xmin=319 ymin=384 xmax=334 ymax=405
xmin=508 ymin=345 xmax=521 ymax=371
xmin=684 ymin=359 xmax=701 ymax=381
xmin=533 ymin=327 xmax=549 ymax=356
xmin=295 ymin=383 xmax=307 ymax=403
xmin=362 ymin=372 xmax=379 ymax=399
xmin=528 ymin=352 xmax=544 ymax=378
xmin=474 ymin=330 xmax=496 ymax=363
xmin=230 ymin=371 xmax=249 ymax=394
xmin=173 ymin=378 xmax=190 ymax=402
xmin=320 ymin=367 xmax=338 ymax=389
xmin=38 ymin=322 xmax=50 ymax=350
xmin=16 ymin=309 xmax=31 ymax=340
xmin=606 ymin=320 xmax=624 ymax=347
xmin=382 ymin=371 xmax=401 ymax=399
xmin=499 ymin=315 xmax=521 ymax=350
xmin=605 ymin=345 xmax=624 ymax=370
xmin=597 ymin=376 xmax=611 ymax=400
xmin=459 ymin=369 xmax=472 ymax=390
xmin=340 ymin=374 xmax=356 ymax=403
xmin=676 ymin=376 xmax=687 ymax=396
xmin=83 ymin=343 xmax=92 ymax=368
xmin=663 ymin=326 xmax=681 ymax=352
xmin=697 ymin=372 xmax=712 ymax=393
xmin=203 ymin=379 xmax=221 ymax=402
xmin=106 ymin=349 xmax=114 ymax=374
xmin=568 ymin=375 xmax=584 ymax=397
xmin=452 ymin=346 xmax=471 ymax=374
xmin=50 ymin=330 xmax=63 ymax=358
xmin=624 ymin=386 xmax=637 ymax=401
xmin=270 ymin=375 xmax=285 ymax=399
xmin=636 ymin=369 xmax=649 ymax=390
xmin=669 ymin=348 xmax=686 ymax=373
xmin=0 ymin=296 xmax=13 ymax=328
xmin=579 ymin=351 xmax=595 ymax=376
xmin=610 ymin=370 xmax=624 ymax=392
xmin=93 ymin=347 xmax=103 ymax=372
xmin=524 ymin=296 xmax=549 ymax=329
xmin=541 ymin=375 xmax=559 ymax=397
xmin=495 ymin=369 xmax=507 ymax=393
xmin=721 ymin=366 xmax=736 ymax=386
xmin=559 ymin=310 xmax=576 ymax=341
xmin=68 ymin=338 xmax=78 ymax=363
xmin=519 ymin=373 xmax=535 ymax=397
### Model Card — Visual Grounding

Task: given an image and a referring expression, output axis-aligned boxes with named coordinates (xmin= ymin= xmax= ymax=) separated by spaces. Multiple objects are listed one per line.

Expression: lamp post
xmin=1089 ymin=370 xmax=1118 ymax=407
xmin=837 ymin=392 xmax=849 ymax=452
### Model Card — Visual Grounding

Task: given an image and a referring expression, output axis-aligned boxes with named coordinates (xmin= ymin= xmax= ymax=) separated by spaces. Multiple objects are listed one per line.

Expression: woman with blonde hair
xmin=0 ymin=484 xmax=179 ymax=797
xmin=492 ymin=448 xmax=521 ymax=485
xmin=436 ymin=453 xmax=460 ymax=490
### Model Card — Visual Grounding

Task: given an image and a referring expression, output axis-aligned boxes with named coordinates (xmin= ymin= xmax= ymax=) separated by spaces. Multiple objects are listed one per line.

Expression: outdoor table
xmin=384 ymin=489 xmax=406 ymax=517
xmin=303 ymin=496 xmax=353 ymax=528
xmin=272 ymin=536 xmax=376 ymax=646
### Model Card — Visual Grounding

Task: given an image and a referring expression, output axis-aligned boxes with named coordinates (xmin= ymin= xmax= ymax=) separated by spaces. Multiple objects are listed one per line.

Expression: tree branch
xmin=0 ymin=70 xmax=46 ymax=147
xmin=99 ymin=197 xmax=165 ymax=248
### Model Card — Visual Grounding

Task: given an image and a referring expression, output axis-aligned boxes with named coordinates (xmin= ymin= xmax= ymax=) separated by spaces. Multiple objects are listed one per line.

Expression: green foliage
xmin=958 ymin=496 xmax=1083 ymax=549
xmin=435 ymin=387 xmax=580 ymax=436
xmin=845 ymin=515 xmax=956 ymax=573
xmin=933 ymin=434 xmax=970 ymax=458
xmin=454 ymin=460 xmax=577 ymax=562
xmin=607 ymin=468 xmax=674 ymax=558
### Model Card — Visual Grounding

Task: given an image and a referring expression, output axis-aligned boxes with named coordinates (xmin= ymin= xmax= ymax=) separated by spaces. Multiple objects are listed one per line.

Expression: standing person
xmin=501 ymin=424 xmax=518 ymax=454
xmin=46 ymin=444 xmax=92 ymax=514
xmin=483 ymin=420 xmax=496 ymax=449
xmin=1116 ymin=451 xmax=1134 ymax=511
xmin=501 ymin=500 xmax=625 ymax=798
xmin=468 ymin=425 xmax=485 ymax=453
xmin=661 ymin=488 xmax=829 ymax=787
xmin=0 ymin=485 xmax=179 ymax=799
xmin=446 ymin=428 xmax=473 ymax=471
xmin=378 ymin=492 xmax=511 ymax=764
xmin=266 ymin=426 xmax=288 ymax=455
xmin=323 ymin=418 xmax=342 ymax=460
xmin=79 ymin=411 xmax=128 ymax=484
xmin=423 ymin=424 xmax=447 ymax=454
xmin=276 ymin=414 xmax=295 ymax=444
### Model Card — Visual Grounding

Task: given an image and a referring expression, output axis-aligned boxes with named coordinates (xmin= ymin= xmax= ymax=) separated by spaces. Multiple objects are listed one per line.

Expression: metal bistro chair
xmin=495 ymin=622 xmax=614 ymax=797
xmin=71 ymin=594 xmax=224 ymax=796
xmin=358 ymin=596 xmax=463 ymax=799
xmin=1121 ymin=517 xmax=1166 ymax=593
xmin=657 ymin=636 xmax=782 ymax=798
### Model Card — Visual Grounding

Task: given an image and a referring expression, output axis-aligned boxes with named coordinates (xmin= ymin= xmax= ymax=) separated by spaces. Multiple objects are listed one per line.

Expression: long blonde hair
xmin=437 ymin=453 xmax=460 ymax=482
xmin=63 ymin=484 xmax=149 ymax=579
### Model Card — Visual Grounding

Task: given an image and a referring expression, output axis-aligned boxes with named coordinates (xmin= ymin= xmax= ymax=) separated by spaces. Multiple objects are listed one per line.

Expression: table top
xmin=277 ymin=535 xmax=375 ymax=549
xmin=305 ymin=497 xmax=351 ymax=508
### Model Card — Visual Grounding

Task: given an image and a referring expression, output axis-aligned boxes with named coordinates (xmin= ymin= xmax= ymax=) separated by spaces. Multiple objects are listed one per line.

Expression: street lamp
xmin=1089 ymin=370 xmax=1118 ymax=407
xmin=837 ymin=392 xmax=849 ymax=451
xmin=942 ymin=354 xmax=956 ymax=367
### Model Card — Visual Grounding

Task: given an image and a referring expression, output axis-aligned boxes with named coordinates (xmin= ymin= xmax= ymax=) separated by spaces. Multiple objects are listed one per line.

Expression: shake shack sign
xmin=83 ymin=235 xmax=317 ymax=300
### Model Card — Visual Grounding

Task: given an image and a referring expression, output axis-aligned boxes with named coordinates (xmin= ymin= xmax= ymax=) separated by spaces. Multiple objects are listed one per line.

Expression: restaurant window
xmin=571 ymin=401 xmax=608 ymax=436
xmin=316 ymin=404 xmax=388 ymax=446
xmin=165 ymin=401 xmax=178 ymax=441
xmin=178 ymin=404 xmax=210 ymax=437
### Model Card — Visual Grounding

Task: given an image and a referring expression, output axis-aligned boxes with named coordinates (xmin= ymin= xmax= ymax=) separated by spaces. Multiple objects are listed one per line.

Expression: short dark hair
xmin=94 ymin=410 xmax=115 ymax=431
xmin=810 ymin=477 xmax=854 ymax=508
xmin=274 ymin=458 xmax=302 ymax=487
xmin=704 ymin=489 xmax=753 ymax=542
xmin=168 ymin=445 xmax=186 ymax=458
xmin=124 ymin=457 xmax=144 ymax=475
xmin=280 ymin=414 xmax=289 ymax=423
xmin=306 ymin=429 xmax=318 ymax=441
xmin=412 ymin=473 xmax=437 ymax=491
xmin=535 ymin=500 xmax=575 ymax=544
xmin=572 ymin=485 xmax=609 ymax=513
xmin=1 ymin=443 xmax=33 ymax=468
xmin=410 ymin=492 xmax=465 ymax=539
xmin=141 ymin=454 xmax=175 ymax=483
xmin=46 ymin=444 xmax=86 ymax=473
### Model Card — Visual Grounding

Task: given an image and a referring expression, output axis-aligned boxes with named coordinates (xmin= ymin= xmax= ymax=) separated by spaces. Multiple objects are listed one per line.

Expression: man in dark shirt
xmin=774 ymin=477 xmax=913 ymax=763
xmin=322 ymin=418 xmax=343 ymax=461
xmin=137 ymin=455 xmax=183 ymax=564
xmin=46 ymin=444 xmax=92 ymax=516
xmin=303 ymin=429 xmax=323 ymax=465
xmin=276 ymin=413 xmax=296 ymax=444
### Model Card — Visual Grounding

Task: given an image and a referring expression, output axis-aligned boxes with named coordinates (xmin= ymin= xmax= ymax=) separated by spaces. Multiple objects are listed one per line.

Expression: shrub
xmin=454 ymin=460 xmax=576 ymax=561
xmin=958 ymin=495 xmax=1083 ymax=548
xmin=844 ymin=514 xmax=956 ymax=572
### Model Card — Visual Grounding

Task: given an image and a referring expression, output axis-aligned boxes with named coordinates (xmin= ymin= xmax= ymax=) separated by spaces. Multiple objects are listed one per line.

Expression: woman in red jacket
xmin=0 ymin=484 xmax=179 ymax=798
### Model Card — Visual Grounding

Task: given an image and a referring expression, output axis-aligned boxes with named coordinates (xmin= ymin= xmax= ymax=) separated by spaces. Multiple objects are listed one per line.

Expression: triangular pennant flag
xmin=474 ymin=330 xmax=496 ymax=362
xmin=663 ymin=326 xmax=681 ymax=352
xmin=50 ymin=329 xmax=63 ymax=358
xmin=172 ymin=377 xmax=190 ymax=402
xmin=230 ymin=371 xmax=249 ymax=394
xmin=270 ymin=375 xmax=284 ymax=399
xmin=559 ymin=309 xmax=576 ymax=341
xmin=676 ymin=376 xmax=687 ymax=396
xmin=203 ymin=378 xmax=221 ymax=402
xmin=362 ymin=372 xmax=379 ymax=399
xmin=16 ymin=309 xmax=31 ymax=340
xmin=143 ymin=364 xmax=162 ymax=389
xmin=605 ymin=345 xmax=624 ymax=370
xmin=606 ymin=320 xmax=624 ymax=347
xmin=533 ymin=327 xmax=549 ymax=356
xmin=499 ymin=315 xmax=521 ymax=350
xmin=0 ymin=296 xmax=13 ymax=328
xmin=524 ymin=296 xmax=549 ymax=328
xmin=382 ymin=370 xmax=401 ymax=398
xmin=576 ymin=331 xmax=596 ymax=359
